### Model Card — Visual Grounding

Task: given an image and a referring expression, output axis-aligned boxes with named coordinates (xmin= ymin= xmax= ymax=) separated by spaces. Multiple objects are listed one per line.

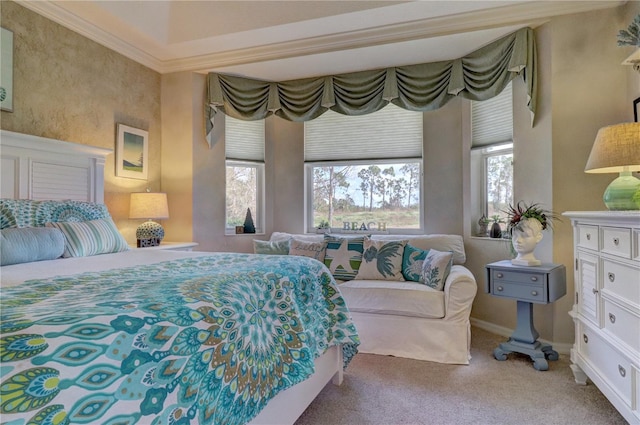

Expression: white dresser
xmin=564 ymin=211 xmax=640 ymax=424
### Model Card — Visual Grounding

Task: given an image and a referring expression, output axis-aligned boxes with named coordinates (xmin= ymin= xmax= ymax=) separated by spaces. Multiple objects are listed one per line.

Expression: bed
xmin=0 ymin=130 xmax=359 ymax=425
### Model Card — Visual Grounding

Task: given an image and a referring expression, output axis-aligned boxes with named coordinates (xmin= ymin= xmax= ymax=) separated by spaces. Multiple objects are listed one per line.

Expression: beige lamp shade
xmin=585 ymin=122 xmax=640 ymax=173
xmin=129 ymin=192 xmax=169 ymax=219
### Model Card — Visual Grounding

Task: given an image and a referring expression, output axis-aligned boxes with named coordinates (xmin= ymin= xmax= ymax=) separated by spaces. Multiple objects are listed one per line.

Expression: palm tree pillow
xmin=355 ymin=237 xmax=408 ymax=281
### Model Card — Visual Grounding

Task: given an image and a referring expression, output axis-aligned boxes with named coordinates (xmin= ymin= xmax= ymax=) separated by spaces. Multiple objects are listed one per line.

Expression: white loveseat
xmin=269 ymin=232 xmax=478 ymax=364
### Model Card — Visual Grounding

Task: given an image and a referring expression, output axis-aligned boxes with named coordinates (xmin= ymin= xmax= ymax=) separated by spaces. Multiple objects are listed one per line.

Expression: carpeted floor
xmin=295 ymin=327 xmax=629 ymax=425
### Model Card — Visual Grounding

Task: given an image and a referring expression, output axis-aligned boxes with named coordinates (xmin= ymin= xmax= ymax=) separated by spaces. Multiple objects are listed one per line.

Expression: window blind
xmin=225 ymin=115 xmax=265 ymax=162
xmin=304 ymin=104 xmax=422 ymax=162
xmin=471 ymin=82 xmax=513 ymax=148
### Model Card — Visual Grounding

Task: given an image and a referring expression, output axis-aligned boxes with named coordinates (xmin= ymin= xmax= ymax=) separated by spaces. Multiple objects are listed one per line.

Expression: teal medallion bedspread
xmin=0 ymin=253 xmax=359 ymax=425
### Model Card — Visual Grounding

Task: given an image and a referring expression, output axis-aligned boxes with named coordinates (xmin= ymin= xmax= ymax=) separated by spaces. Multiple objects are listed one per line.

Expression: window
xmin=471 ymin=82 xmax=513 ymax=233
xmin=225 ymin=115 xmax=264 ymax=233
xmin=304 ymin=104 xmax=423 ymax=233
xmin=482 ymin=143 xmax=513 ymax=219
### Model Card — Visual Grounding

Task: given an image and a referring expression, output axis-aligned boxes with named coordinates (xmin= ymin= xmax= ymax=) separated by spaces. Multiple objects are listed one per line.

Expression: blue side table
xmin=485 ymin=260 xmax=567 ymax=371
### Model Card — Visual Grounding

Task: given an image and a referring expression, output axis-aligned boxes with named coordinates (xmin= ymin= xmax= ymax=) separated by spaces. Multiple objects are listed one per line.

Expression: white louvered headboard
xmin=0 ymin=130 xmax=112 ymax=202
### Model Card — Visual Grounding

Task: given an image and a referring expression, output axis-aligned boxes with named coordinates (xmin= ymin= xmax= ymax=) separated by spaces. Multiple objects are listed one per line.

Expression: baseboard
xmin=470 ymin=318 xmax=573 ymax=355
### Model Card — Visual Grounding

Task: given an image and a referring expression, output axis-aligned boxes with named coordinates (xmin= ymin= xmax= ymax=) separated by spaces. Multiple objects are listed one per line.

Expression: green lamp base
xmin=603 ymin=172 xmax=640 ymax=210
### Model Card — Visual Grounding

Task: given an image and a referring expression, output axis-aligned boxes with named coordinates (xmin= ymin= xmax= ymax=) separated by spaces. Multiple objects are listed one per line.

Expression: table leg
xmin=511 ymin=301 xmax=539 ymax=344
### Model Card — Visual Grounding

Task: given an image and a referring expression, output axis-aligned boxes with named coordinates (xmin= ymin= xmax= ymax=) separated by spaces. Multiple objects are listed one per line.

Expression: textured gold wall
xmin=0 ymin=1 xmax=161 ymax=241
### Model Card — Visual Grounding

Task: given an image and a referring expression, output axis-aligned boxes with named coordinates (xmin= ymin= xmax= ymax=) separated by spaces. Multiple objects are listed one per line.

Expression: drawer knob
xmin=531 ymin=291 xmax=538 ymax=296
xmin=496 ymin=273 xmax=503 ymax=278
xmin=530 ymin=276 xmax=538 ymax=282
xmin=618 ymin=365 xmax=626 ymax=378
xmin=497 ymin=286 xmax=504 ymax=292
xmin=609 ymin=313 xmax=616 ymax=324
xmin=583 ymin=334 xmax=588 ymax=344
xmin=592 ymin=288 xmax=599 ymax=295
xmin=608 ymin=272 xmax=615 ymax=283
xmin=586 ymin=233 xmax=591 ymax=240
xmin=613 ymin=237 xmax=619 ymax=246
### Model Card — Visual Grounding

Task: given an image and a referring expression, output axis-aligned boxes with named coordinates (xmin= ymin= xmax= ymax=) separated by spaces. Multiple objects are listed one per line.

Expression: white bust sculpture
xmin=511 ymin=217 xmax=543 ymax=266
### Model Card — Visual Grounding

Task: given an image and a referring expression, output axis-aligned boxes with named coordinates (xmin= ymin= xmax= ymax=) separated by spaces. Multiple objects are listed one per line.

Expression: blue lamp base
xmin=603 ymin=171 xmax=640 ymax=211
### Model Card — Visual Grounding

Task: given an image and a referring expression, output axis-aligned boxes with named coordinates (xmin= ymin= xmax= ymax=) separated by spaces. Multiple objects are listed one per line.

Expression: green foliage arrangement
xmin=505 ymin=201 xmax=559 ymax=236
xmin=618 ymin=14 xmax=640 ymax=47
xmin=317 ymin=219 xmax=330 ymax=229
xmin=490 ymin=215 xmax=504 ymax=224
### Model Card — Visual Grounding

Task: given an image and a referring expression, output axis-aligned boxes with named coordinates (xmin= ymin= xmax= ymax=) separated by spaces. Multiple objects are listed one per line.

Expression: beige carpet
xmin=295 ymin=327 xmax=628 ymax=425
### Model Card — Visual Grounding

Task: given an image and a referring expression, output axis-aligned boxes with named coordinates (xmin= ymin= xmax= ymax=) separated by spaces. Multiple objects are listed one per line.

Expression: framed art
xmin=116 ymin=124 xmax=149 ymax=180
xmin=1 ymin=27 xmax=14 ymax=112
xmin=634 ymin=97 xmax=639 ymax=123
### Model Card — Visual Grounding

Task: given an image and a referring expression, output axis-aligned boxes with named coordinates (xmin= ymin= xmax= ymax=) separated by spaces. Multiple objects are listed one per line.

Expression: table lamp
xmin=129 ymin=192 xmax=169 ymax=247
xmin=585 ymin=122 xmax=640 ymax=210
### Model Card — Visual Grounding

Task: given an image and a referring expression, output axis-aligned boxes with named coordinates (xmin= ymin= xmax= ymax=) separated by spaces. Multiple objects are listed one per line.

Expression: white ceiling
xmin=20 ymin=0 xmax=625 ymax=81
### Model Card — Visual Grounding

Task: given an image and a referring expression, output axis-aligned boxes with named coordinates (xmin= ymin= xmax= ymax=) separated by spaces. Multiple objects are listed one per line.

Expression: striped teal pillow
xmin=46 ymin=218 xmax=129 ymax=257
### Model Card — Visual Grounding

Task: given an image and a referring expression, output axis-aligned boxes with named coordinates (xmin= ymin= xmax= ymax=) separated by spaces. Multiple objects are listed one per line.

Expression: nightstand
xmin=485 ymin=260 xmax=567 ymax=370
xmin=130 ymin=242 xmax=198 ymax=251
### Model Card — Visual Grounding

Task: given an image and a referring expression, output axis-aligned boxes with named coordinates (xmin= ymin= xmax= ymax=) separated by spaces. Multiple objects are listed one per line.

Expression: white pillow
xmin=46 ymin=218 xmax=129 ymax=257
xmin=421 ymin=249 xmax=453 ymax=291
xmin=288 ymin=238 xmax=327 ymax=261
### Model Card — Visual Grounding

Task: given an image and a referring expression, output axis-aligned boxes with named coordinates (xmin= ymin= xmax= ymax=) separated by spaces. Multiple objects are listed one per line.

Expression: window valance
xmin=206 ymin=27 xmax=537 ymax=147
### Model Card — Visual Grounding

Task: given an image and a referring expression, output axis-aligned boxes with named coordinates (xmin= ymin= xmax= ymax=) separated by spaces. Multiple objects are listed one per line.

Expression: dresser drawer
xmin=601 ymin=227 xmax=632 ymax=259
xmin=579 ymin=325 xmax=633 ymax=407
xmin=603 ymin=299 xmax=640 ymax=353
xmin=491 ymin=269 xmax=546 ymax=285
xmin=491 ymin=281 xmax=545 ymax=303
xmin=578 ymin=224 xmax=599 ymax=250
xmin=602 ymin=259 xmax=640 ymax=308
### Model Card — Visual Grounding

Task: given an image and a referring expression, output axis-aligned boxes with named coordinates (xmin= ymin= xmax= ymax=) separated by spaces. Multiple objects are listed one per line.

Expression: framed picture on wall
xmin=116 ymin=124 xmax=149 ymax=180
xmin=634 ymin=97 xmax=640 ymax=123
xmin=1 ymin=27 xmax=14 ymax=112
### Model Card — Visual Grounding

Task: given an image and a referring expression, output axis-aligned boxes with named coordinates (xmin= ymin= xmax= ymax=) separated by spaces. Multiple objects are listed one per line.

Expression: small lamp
xmin=585 ymin=122 xmax=640 ymax=210
xmin=129 ymin=192 xmax=169 ymax=247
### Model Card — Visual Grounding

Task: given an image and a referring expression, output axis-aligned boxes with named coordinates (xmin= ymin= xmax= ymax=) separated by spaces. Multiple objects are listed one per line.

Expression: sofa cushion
xmin=355 ymin=237 xmax=407 ymax=281
xmin=288 ymin=238 xmax=327 ymax=261
xmin=371 ymin=234 xmax=466 ymax=264
xmin=338 ymin=279 xmax=445 ymax=319
xmin=271 ymin=232 xmax=323 ymax=243
xmin=254 ymin=239 xmax=290 ymax=255
xmin=323 ymin=235 xmax=366 ymax=281
xmin=421 ymin=249 xmax=454 ymax=291
xmin=402 ymin=244 xmax=428 ymax=282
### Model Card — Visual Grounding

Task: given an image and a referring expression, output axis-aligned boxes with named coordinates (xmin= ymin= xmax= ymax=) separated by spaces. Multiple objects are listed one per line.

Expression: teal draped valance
xmin=206 ymin=27 xmax=537 ymax=146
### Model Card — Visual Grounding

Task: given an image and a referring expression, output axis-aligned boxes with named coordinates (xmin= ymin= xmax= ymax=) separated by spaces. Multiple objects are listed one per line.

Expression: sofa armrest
xmin=443 ymin=265 xmax=477 ymax=321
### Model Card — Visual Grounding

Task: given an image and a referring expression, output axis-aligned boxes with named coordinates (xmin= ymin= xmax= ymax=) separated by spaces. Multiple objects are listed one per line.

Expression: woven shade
xmin=129 ymin=193 xmax=169 ymax=219
xmin=585 ymin=123 xmax=640 ymax=173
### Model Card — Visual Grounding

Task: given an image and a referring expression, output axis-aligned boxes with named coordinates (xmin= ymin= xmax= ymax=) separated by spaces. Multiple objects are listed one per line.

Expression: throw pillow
xmin=355 ymin=237 xmax=407 ymax=281
xmin=46 ymin=218 xmax=130 ymax=258
xmin=323 ymin=235 xmax=366 ymax=281
xmin=421 ymin=249 xmax=454 ymax=291
xmin=253 ymin=239 xmax=290 ymax=255
xmin=402 ymin=244 xmax=429 ymax=282
xmin=289 ymin=238 xmax=327 ymax=261
xmin=0 ymin=227 xmax=65 ymax=266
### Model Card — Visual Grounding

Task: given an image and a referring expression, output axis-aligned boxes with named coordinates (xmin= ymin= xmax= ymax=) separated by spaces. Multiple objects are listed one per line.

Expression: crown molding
xmin=18 ymin=1 xmax=164 ymax=71
xmin=18 ymin=0 xmax=625 ymax=75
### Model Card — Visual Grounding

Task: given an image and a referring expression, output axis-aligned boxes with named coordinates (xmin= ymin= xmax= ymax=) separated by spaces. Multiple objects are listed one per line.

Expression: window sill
xmin=225 ymin=232 xmax=266 ymax=237
xmin=469 ymin=236 xmax=511 ymax=242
